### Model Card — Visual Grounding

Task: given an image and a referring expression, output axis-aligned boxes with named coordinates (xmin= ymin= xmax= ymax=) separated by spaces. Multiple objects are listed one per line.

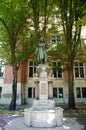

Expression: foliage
xmin=0 ymin=0 xmax=33 ymax=110
xmin=0 ymin=0 xmax=35 ymax=65
xmin=29 ymin=0 xmax=56 ymax=43
xmin=0 ymin=104 xmax=24 ymax=115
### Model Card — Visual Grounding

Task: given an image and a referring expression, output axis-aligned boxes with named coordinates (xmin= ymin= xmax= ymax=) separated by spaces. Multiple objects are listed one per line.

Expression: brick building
xmin=0 ymin=55 xmax=86 ymax=106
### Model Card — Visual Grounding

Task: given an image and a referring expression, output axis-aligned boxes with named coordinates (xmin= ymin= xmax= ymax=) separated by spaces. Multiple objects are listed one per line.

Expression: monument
xmin=35 ymin=37 xmax=47 ymax=63
xmin=24 ymin=38 xmax=63 ymax=128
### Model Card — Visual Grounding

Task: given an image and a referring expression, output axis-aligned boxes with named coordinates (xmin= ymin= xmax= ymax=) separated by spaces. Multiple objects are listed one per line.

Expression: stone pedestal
xmin=24 ymin=107 xmax=63 ymax=128
xmin=33 ymin=99 xmax=55 ymax=108
xmin=24 ymin=64 xmax=63 ymax=128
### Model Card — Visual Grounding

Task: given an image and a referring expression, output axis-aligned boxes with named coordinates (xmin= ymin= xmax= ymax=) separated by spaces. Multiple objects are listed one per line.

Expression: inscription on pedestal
xmin=41 ymin=83 xmax=46 ymax=95
xmin=39 ymin=81 xmax=48 ymax=100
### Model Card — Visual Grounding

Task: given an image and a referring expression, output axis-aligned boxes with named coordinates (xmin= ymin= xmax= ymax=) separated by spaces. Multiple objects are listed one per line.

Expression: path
xmin=0 ymin=114 xmax=22 ymax=129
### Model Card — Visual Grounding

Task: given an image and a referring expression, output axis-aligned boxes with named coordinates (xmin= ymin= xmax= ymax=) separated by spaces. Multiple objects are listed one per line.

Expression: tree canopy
xmin=0 ymin=0 xmax=86 ymax=109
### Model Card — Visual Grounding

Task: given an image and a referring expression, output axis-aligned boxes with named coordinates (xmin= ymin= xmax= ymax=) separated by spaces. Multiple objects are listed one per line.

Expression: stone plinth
xmin=24 ymin=107 xmax=63 ymax=128
xmin=24 ymin=63 xmax=63 ymax=128
xmin=33 ymin=99 xmax=55 ymax=108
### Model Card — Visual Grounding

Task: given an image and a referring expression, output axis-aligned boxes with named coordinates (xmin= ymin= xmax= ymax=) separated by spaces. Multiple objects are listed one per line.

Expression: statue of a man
xmin=35 ymin=38 xmax=47 ymax=63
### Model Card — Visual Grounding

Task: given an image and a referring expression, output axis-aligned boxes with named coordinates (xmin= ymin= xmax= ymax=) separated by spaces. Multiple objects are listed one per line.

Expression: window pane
xmin=0 ymin=87 xmax=2 ymax=98
xmin=80 ymin=68 xmax=84 ymax=78
xmin=33 ymin=88 xmax=35 ymax=98
xmin=75 ymin=62 xmax=78 ymax=66
xmin=0 ymin=66 xmax=4 ymax=77
xmin=79 ymin=62 xmax=83 ymax=66
xmin=53 ymin=71 xmax=57 ymax=78
xmin=52 ymin=62 xmax=57 ymax=78
xmin=34 ymin=67 xmax=36 ymax=74
xmin=52 ymin=35 xmax=55 ymax=44
xmin=29 ymin=67 xmax=33 ymax=77
xmin=0 ymin=60 xmax=5 ymax=77
xmin=28 ymin=88 xmax=32 ymax=98
xmin=57 ymin=62 xmax=62 ymax=78
xmin=75 ymin=68 xmax=79 ymax=77
xmin=52 ymin=62 xmax=62 ymax=78
xmin=58 ymin=68 xmax=62 ymax=78
xmin=59 ymin=88 xmax=63 ymax=98
xmin=53 ymin=88 xmax=57 ymax=98
xmin=76 ymin=87 xmax=81 ymax=98
xmin=58 ymin=71 xmax=62 ymax=78
xmin=29 ymin=61 xmax=33 ymax=66
xmin=53 ymin=62 xmax=56 ymax=66
xmin=51 ymin=35 xmax=60 ymax=44
xmin=34 ymin=62 xmax=37 ymax=66
xmin=28 ymin=88 xmax=35 ymax=98
xmin=29 ymin=61 xmax=37 ymax=77
xmin=82 ymin=88 xmax=86 ymax=98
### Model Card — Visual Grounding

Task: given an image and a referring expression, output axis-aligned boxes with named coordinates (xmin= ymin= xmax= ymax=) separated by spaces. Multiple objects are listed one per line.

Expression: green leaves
xmin=0 ymin=0 xmax=33 ymax=65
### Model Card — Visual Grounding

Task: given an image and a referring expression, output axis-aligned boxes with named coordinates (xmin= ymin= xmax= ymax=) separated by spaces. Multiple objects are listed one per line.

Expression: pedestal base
xmin=33 ymin=99 xmax=55 ymax=108
xmin=24 ymin=107 xmax=63 ymax=128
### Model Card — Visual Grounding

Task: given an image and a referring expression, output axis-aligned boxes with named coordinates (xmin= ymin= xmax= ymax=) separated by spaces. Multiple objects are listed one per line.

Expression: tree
xmin=0 ymin=0 xmax=33 ymax=110
xmin=49 ymin=0 xmax=86 ymax=109
xmin=30 ymin=0 xmax=55 ymax=45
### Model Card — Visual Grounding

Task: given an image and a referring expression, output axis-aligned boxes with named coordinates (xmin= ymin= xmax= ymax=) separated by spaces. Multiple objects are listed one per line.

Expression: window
xmin=51 ymin=34 xmax=62 ymax=44
xmin=76 ymin=87 xmax=86 ymax=98
xmin=76 ymin=87 xmax=81 ymax=98
xmin=0 ymin=60 xmax=5 ymax=77
xmin=28 ymin=87 xmax=35 ymax=98
xmin=52 ymin=61 xmax=62 ymax=78
xmin=0 ymin=87 xmax=2 ymax=98
xmin=29 ymin=61 xmax=37 ymax=77
xmin=74 ymin=62 xmax=84 ymax=78
xmin=53 ymin=88 xmax=57 ymax=98
xmin=53 ymin=87 xmax=63 ymax=98
xmin=51 ymin=15 xmax=58 ymax=24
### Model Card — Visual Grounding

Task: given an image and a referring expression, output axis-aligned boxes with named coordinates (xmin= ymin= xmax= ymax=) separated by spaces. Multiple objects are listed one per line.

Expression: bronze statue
xmin=35 ymin=38 xmax=47 ymax=63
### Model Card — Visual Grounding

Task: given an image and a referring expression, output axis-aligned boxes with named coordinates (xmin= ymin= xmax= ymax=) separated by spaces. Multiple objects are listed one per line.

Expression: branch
xmin=58 ymin=0 xmax=66 ymax=42
xmin=0 ymin=17 xmax=11 ymax=40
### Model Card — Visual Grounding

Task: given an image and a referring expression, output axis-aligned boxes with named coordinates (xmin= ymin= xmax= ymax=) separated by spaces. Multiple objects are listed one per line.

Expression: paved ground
xmin=4 ymin=117 xmax=84 ymax=130
xmin=63 ymin=105 xmax=86 ymax=127
xmin=0 ymin=114 xmax=22 ymax=130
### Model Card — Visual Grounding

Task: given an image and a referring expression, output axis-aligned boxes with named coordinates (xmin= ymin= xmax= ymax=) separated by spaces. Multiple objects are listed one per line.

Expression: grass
xmin=0 ymin=104 xmax=24 ymax=115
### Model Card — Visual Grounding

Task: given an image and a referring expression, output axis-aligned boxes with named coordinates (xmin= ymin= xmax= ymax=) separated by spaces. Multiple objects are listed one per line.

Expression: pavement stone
xmin=0 ymin=114 xmax=22 ymax=128
xmin=4 ymin=117 xmax=84 ymax=130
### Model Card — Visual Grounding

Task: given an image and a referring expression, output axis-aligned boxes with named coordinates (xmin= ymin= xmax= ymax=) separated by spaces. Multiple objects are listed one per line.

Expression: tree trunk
xmin=68 ymin=60 xmax=75 ymax=109
xmin=21 ymin=83 xmax=27 ymax=105
xmin=9 ymin=63 xmax=17 ymax=110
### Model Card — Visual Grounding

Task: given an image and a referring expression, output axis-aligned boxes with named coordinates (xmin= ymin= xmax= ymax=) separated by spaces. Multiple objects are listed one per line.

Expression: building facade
xmin=0 ymin=57 xmax=86 ymax=106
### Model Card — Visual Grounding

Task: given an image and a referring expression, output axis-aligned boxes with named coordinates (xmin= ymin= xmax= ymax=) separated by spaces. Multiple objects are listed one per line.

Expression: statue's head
xmin=39 ymin=37 xmax=45 ymax=43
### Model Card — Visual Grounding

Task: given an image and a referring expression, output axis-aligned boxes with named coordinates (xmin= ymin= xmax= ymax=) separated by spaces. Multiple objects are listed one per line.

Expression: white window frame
xmin=0 ymin=60 xmax=5 ymax=78
xmin=74 ymin=61 xmax=85 ymax=79
xmin=53 ymin=87 xmax=63 ymax=98
xmin=52 ymin=61 xmax=63 ymax=78
xmin=28 ymin=87 xmax=35 ymax=98
xmin=76 ymin=87 xmax=86 ymax=98
xmin=50 ymin=34 xmax=62 ymax=45
xmin=28 ymin=60 xmax=37 ymax=77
